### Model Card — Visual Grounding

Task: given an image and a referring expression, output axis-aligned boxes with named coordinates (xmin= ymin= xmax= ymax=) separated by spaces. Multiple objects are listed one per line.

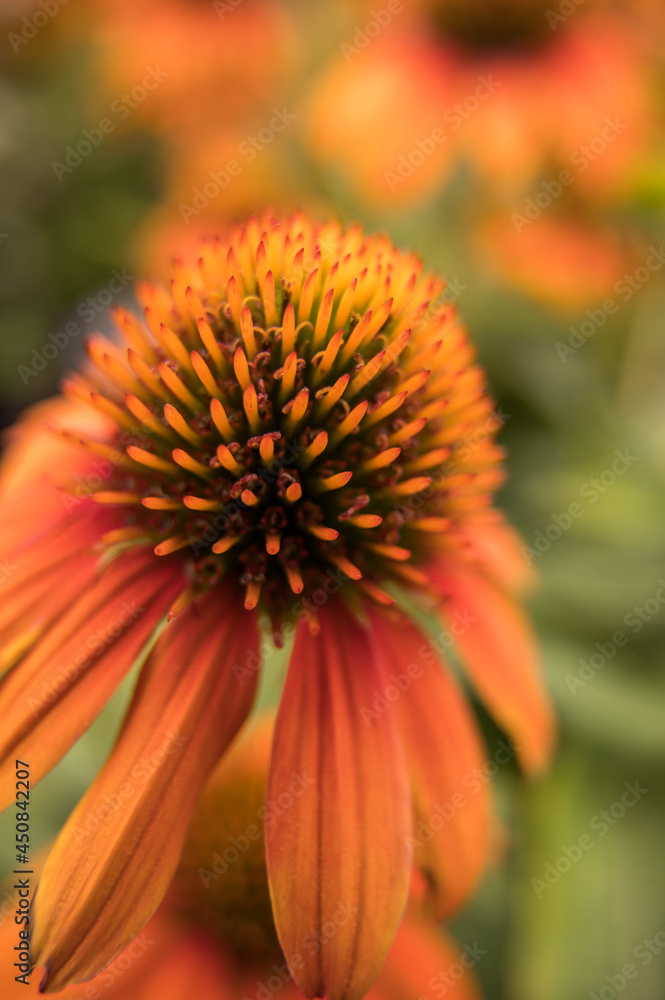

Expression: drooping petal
xmin=32 ymin=582 xmax=260 ymax=992
xmin=0 ymin=548 xmax=184 ymax=811
xmin=0 ymin=907 xmax=229 ymax=1000
xmin=0 ymin=508 xmax=113 ymax=677
xmin=368 ymin=608 xmax=491 ymax=917
xmin=105 ymin=923 xmax=233 ymax=1000
xmin=456 ymin=510 xmax=537 ymax=593
xmin=428 ymin=559 xmax=555 ymax=774
xmin=0 ymin=557 xmax=95 ymax=679
xmin=367 ymin=901 xmax=483 ymax=1000
xmin=266 ymin=602 xmax=412 ymax=1000
xmin=0 ymin=397 xmax=116 ymax=553
xmin=0 ymin=397 xmax=115 ymax=489
xmin=65 ymin=914 xmax=233 ymax=1000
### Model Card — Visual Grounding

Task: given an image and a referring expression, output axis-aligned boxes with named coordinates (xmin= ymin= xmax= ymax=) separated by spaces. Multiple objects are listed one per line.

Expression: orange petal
xmin=0 ymin=549 xmax=184 ymax=811
xmin=4 ymin=909 xmax=231 ymax=1000
xmin=0 ymin=397 xmax=114 ymax=494
xmin=456 ymin=511 xmax=538 ymax=593
xmin=0 ymin=398 xmax=116 ymax=553
xmin=0 ymin=559 xmax=93 ymax=679
xmin=102 ymin=922 xmax=233 ymax=1000
xmin=266 ymin=602 xmax=412 ymax=1000
xmin=428 ymin=560 xmax=555 ymax=774
xmin=0 ymin=507 xmax=108 ymax=615
xmin=368 ymin=609 xmax=491 ymax=917
xmin=0 ymin=510 xmax=113 ymax=667
xmin=32 ymin=583 xmax=260 ymax=992
xmin=367 ymin=907 xmax=483 ymax=1000
xmin=66 ymin=912 xmax=231 ymax=1000
xmin=0 ymin=850 xmax=230 ymax=1000
xmin=56 ymin=914 xmax=179 ymax=1000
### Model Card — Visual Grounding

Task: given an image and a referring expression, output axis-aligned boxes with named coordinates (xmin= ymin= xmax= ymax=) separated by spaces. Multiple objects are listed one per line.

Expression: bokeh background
xmin=1 ymin=0 xmax=665 ymax=997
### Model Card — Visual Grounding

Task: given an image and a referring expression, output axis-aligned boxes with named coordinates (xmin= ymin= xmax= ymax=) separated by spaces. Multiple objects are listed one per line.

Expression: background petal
xmin=429 ymin=560 xmax=555 ymax=774
xmin=369 ymin=609 xmax=491 ymax=918
xmin=367 ymin=905 xmax=483 ymax=1000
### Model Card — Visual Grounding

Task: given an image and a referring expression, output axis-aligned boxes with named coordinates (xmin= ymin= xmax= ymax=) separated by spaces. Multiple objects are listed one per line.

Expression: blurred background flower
xmin=0 ymin=0 xmax=664 ymax=997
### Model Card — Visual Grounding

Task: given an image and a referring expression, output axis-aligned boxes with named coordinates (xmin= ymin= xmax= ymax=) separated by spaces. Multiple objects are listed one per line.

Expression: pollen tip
xmin=244 ymin=581 xmax=261 ymax=610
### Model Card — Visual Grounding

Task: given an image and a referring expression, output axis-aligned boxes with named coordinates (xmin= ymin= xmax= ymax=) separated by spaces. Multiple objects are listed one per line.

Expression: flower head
xmin=88 ymin=0 xmax=298 ymax=138
xmin=0 ymin=214 xmax=554 ymax=999
xmin=423 ymin=0 xmax=561 ymax=50
xmin=60 ymin=216 xmax=502 ymax=624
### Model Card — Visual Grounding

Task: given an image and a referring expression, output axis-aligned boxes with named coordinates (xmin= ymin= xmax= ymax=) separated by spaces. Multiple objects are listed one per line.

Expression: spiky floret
xmin=62 ymin=214 xmax=503 ymax=629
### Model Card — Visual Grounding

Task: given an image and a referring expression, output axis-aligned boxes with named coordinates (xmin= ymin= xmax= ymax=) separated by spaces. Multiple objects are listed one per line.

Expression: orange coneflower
xmin=308 ymin=0 xmax=651 ymax=207
xmin=1 ymin=716 xmax=482 ymax=1000
xmin=0 ymin=213 xmax=553 ymax=999
xmin=473 ymin=212 xmax=631 ymax=311
xmin=87 ymin=0 xmax=298 ymax=140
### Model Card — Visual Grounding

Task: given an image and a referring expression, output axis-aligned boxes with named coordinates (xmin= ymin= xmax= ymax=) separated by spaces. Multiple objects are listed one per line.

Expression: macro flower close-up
xmin=0 ymin=213 xmax=552 ymax=997
xmin=1 ymin=2 xmax=664 ymax=999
